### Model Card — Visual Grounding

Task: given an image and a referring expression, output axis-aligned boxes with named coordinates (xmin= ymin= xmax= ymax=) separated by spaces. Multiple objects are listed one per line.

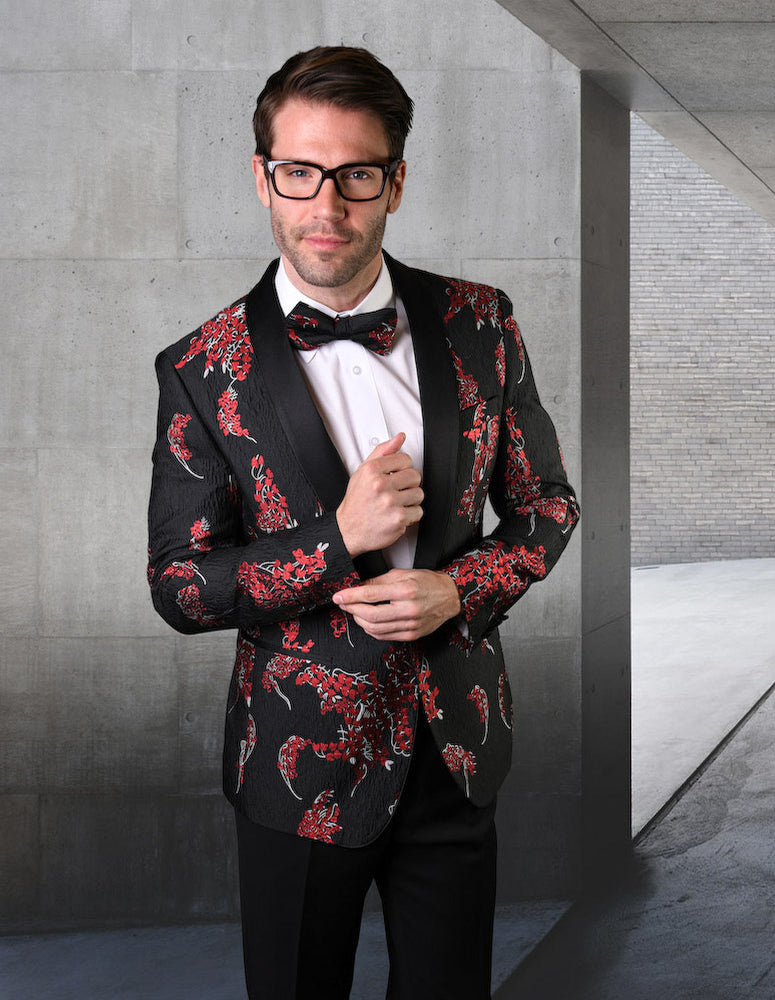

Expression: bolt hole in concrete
xmin=631 ymin=558 xmax=775 ymax=834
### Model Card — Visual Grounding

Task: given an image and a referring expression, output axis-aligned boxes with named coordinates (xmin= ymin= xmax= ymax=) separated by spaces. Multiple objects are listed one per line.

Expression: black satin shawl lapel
xmin=245 ymin=261 xmax=388 ymax=579
xmin=386 ymin=254 xmax=459 ymax=570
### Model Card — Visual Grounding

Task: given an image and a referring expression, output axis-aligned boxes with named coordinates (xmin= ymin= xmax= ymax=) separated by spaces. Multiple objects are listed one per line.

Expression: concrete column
xmin=580 ymin=77 xmax=632 ymax=876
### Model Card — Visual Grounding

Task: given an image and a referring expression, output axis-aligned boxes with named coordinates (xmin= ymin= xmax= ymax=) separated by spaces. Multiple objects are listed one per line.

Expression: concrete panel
xmin=0 ymin=451 xmax=38 ymax=634
xmin=580 ymin=259 xmax=630 ymax=629
xmin=393 ymin=69 xmax=581 ymax=261
xmin=579 ymin=1 xmax=775 ymax=20
xmin=581 ymin=614 xmax=631 ymax=871
xmin=580 ymin=91 xmax=630 ymax=275
xmin=0 ymin=638 xmax=37 ymax=793
xmin=0 ymin=260 xmax=271 ymax=450
xmin=176 ymin=632 xmax=237 ymax=794
xmin=38 ymin=448 xmax=165 ymax=638
xmin=0 ymin=73 xmax=177 ymax=259
xmin=0 ymin=794 xmax=39 ymax=928
xmin=39 ymin=793 xmax=173 ymax=925
xmin=580 ymin=81 xmax=630 ymax=632
xmin=169 ymin=794 xmax=240 ymax=920
xmin=1 ymin=638 xmax=179 ymax=793
xmin=495 ymin=789 xmax=581 ymax=899
xmin=133 ymin=0 xmax=556 ymax=73
xmin=0 ymin=1 xmax=131 ymax=70
xmin=503 ymin=636 xmax=582 ymax=793
xmin=38 ymin=792 xmax=237 ymax=928
xmin=601 ymin=23 xmax=775 ymax=112
xmin=696 ymin=112 xmax=775 ymax=168
xmin=132 ymin=0 xmax=326 ymax=71
xmin=179 ymin=68 xmax=581 ymax=261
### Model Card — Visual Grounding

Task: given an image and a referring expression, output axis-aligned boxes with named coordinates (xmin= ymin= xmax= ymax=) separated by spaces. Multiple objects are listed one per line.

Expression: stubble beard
xmin=271 ymin=211 xmax=388 ymax=290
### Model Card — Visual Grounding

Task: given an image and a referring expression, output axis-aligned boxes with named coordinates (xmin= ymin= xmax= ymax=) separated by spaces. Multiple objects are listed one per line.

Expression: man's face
xmin=252 ymin=98 xmax=405 ymax=309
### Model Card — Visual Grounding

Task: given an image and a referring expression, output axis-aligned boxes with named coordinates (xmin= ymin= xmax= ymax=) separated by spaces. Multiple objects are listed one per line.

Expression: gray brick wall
xmin=630 ymin=116 xmax=775 ymax=566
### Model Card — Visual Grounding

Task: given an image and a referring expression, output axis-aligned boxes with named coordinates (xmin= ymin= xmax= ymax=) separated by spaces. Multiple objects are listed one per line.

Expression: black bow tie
xmin=287 ymin=303 xmax=398 ymax=356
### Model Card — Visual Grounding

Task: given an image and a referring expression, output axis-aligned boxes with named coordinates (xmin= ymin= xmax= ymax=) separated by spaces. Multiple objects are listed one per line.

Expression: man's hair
xmin=253 ymin=46 xmax=414 ymax=161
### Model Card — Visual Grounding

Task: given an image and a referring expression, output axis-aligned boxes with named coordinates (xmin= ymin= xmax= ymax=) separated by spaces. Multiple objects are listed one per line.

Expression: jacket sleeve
xmin=441 ymin=292 xmax=579 ymax=645
xmin=147 ymin=351 xmax=359 ymax=634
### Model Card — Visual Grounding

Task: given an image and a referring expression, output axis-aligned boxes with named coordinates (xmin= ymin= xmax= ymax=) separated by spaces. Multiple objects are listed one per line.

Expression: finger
xmin=334 ymin=583 xmax=396 ymax=605
xmin=346 ymin=601 xmax=416 ymax=625
xmin=366 ymin=432 xmax=405 ymax=461
xmin=354 ymin=617 xmax=424 ymax=642
xmin=370 ymin=452 xmax=414 ymax=476
xmin=379 ymin=468 xmax=422 ymax=492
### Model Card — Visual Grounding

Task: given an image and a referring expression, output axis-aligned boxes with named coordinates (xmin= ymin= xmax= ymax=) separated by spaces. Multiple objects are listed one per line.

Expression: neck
xmin=281 ymin=252 xmax=383 ymax=313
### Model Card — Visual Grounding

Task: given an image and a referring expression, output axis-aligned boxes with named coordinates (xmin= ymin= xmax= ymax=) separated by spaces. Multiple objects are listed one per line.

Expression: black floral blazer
xmin=147 ymin=254 xmax=579 ymax=847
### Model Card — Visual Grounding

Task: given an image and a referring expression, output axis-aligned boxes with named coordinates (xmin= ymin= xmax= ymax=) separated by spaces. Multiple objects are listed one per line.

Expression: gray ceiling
xmin=497 ymin=0 xmax=775 ymax=224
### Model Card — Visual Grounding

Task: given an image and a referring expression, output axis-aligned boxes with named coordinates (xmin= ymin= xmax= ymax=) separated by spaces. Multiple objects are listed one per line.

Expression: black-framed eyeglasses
xmin=263 ymin=159 xmax=400 ymax=202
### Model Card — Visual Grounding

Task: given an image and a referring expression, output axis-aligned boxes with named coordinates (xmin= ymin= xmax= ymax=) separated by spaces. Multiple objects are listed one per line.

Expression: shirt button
xmin=352 ymin=365 xmax=362 ymax=375
xmin=369 ymin=436 xmax=379 ymax=447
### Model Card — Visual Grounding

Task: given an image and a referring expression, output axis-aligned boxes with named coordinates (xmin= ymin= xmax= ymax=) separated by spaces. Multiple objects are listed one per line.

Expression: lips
xmin=303 ymin=233 xmax=351 ymax=250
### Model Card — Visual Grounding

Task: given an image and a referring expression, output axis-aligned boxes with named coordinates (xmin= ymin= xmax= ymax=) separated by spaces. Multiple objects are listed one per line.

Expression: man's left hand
xmin=332 ymin=569 xmax=463 ymax=642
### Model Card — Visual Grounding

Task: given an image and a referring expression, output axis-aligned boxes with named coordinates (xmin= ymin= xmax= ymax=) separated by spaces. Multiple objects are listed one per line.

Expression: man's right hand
xmin=336 ymin=433 xmax=424 ymax=558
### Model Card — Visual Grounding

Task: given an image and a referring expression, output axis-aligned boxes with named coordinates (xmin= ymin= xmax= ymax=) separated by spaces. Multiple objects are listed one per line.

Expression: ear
xmin=252 ymin=155 xmax=271 ymax=208
xmin=386 ymin=160 xmax=406 ymax=215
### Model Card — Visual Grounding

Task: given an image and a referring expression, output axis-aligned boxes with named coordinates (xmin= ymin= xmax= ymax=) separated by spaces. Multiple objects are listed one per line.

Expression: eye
xmin=285 ymin=165 xmax=312 ymax=179
xmin=343 ymin=167 xmax=378 ymax=182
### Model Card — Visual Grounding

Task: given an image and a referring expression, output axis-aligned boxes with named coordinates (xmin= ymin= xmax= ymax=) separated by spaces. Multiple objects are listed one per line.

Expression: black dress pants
xmin=235 ymin=712 xmax=497 ymax=1000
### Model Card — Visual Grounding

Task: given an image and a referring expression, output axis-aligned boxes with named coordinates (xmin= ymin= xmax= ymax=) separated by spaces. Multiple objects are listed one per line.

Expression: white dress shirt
xmin=275 ymin=257 xmax=424 ymax=570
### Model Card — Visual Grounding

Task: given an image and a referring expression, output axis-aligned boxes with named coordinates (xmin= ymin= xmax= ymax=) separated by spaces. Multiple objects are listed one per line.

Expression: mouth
xmin=303 ymin=234 xmax=350 ymax=251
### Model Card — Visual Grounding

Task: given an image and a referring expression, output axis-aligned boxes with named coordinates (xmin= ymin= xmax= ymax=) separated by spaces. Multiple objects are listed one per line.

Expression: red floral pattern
xmin=441 ymin=743 xmax=477 ymax=796
xmin=176 ymin=301 xmax=253 ymax=380
xmin=418 ymin=658 xmax=443 ymax=722
xmin=495 ymin=336 xmax=506 ymax=387
xmin=497 ymin=670 xmax=512 ymax=730
xmin=251 ymin=455 xmax=297 ymax=533
xmin=297 ymin=789 xmax=342 ymax=843
xmin=167 ymin=413 xmax=203 ymax=479
xmin=448 ymin=540 xmax=547 ymax=621
xmin=444 ymin=279 xmax=502 ymax=329
xmin=236 ymin=544 xmax=330 ymax=612
xmin=236 ymin=713 xmax=256 ymax=793
xmin=175 ymin=584 xmax=220 ymax=627
xmin=230 ymin=635 xmax=255 ymax=710
xmin=261 ymin=652 xmax=299 ymax=711
xmin=161 ymin=559 xmax=206 ymax=584
xmin=176 ymin=301 xmax=255 ymax=441
xmin=503 ymin=314 xmax=526 ymax=384
xmin=467 ymin=684 xmax=490 ymax=744
xmin=189 ymin=517 xmax=212 ymax=551
xmin=274 ymin=648 xmax=418 ymax=799
xmin=217 ymin=386 xmax=254 ymax=440
xmin=279 ymin=618 xmax=314 ymax=653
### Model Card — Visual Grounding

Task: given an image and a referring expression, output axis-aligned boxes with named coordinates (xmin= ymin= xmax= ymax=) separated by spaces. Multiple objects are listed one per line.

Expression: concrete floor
xmin=2 ymin=558 xmax=773 ymax=998
xmin=496 ymin=683 xmax=775 ymax=1000
xmin=632 ymin=558 xmax=775 ymax=832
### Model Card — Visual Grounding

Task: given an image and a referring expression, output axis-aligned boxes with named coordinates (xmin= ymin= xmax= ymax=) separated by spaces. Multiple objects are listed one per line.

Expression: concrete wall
xmin=630 ymin=115 xmax=775 ymax=566
xmin=1 ymin=0 xmax=630 ymax=930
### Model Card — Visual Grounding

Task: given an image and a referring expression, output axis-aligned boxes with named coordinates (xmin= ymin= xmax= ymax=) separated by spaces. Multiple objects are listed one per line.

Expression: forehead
xmin=270 ymin=98 xmax=391 ymax=164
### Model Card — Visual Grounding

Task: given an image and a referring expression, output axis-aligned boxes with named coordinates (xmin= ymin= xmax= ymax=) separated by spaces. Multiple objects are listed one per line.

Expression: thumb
xmin=367 ymin=432 xmax=405 ymax=460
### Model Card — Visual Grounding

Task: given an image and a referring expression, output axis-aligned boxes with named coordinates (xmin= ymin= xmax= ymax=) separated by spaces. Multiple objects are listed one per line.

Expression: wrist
xmin=436 ymin=570 xmax=462 ymax=620
xmin=336 ymin=506 xmax=364 ymax=558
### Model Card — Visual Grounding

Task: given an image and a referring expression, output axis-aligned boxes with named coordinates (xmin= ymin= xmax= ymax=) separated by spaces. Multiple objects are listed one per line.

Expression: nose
xmin=312 ymin=176 xmax=346 ymax=218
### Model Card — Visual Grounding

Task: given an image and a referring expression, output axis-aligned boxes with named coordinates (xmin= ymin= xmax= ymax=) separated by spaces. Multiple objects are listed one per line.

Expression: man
xmin=148 ymin=45 xmax=578 ymax=1000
